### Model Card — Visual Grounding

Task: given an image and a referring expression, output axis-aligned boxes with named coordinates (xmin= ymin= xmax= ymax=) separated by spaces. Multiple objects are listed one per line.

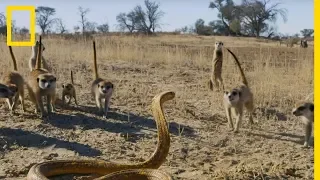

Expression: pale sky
xmin=0 ymin=0 xmax=314 ymax=35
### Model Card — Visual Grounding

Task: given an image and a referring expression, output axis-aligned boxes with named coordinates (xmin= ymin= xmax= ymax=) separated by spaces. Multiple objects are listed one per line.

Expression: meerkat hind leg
xmin=74 ymin=93 xmax=78 ymax=105
xmin=11 ymin=95 xmax=20 ymax=112
xmin=245 ymin=101 xmax=254 ymax=124
xmin=6 ymin=98 xmax=14 ymax=112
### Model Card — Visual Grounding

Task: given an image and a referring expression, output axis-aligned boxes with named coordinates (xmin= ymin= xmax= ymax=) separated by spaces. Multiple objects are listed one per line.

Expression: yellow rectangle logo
xmin=6 ymin=6 xmax=35 ymax=46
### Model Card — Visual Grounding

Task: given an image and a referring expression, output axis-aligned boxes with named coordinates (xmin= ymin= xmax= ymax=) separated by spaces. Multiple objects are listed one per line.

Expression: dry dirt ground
xmin=0 ymin=34 xmax=314 ymax=179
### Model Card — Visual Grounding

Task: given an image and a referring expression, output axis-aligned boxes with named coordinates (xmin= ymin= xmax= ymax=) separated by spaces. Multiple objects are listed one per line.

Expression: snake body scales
xmin=27 ymin=91 xmax=175 ymax=180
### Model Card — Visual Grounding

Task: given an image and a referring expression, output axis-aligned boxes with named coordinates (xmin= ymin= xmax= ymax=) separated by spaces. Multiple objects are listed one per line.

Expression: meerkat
xmin=0 ymin=83 xmax=15 ymax=98
xmin=223 ymin=48 xmax=254 ymax=133
xmin=26 ymin=36 xmax=57 ymax=118
xmin=292 ymin=102 xmax=314 ymax=148
xmin=209 ymin=41 xmax=225 ymax=92
xmin=91 ymin=40 xmax=114 ymax=118
xmin=62 ymin=70 xmax=78 ymax=106
xmin=29 ymin=40 xmax=50 ymax=72
xmin=1 ymin=46 xmax=26 ymax=113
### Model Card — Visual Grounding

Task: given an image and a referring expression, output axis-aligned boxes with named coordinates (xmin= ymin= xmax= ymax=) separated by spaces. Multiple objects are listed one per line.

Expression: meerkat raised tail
xmin=29 ymin=40 xmax=50 ymax=72
xmin=1 ymin=46 xmax=26 ymax=113
xmin=91 ymin=40 xmax=114 ymax=118
xmin=223 ymin=48 xmax=254 ymax=133
xmin=62 ymin=71 xmax=78 ymax=106
xmin=26 ymin=36 xmax=57 ymax=118
xmin=292 ymin=102 xmax=314 ymax=148
xmin=209 ymin=41 xmax=225 ymax=92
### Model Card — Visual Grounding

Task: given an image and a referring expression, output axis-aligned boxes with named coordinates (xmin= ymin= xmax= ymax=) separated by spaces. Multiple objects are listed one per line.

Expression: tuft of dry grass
xmin=0 ymin=34 xmax=314 ymax=179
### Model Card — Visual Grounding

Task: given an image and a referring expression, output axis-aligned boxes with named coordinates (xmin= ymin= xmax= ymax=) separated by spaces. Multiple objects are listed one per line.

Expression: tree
xmin=97 ymin=23 xmax=109 ymax=33
xmin=0 ymin=12 xmax=5 ymax=27
xmin=85 ymin=21 xmax=97 ymax=33
xmin=78 ymin=6 xmax=90 ymax=33
xmin=195 ymin=19 xmax=213 ymax=36
xmin=209 ymin=20 xmax=228 ymax=35
xmin=300 ymin=29 xmax=314 ymax=38
xmin=237 ymin=0 xmax=287 ymax=37
xmin=209 ymin=0 xmax=238 ymax=35
xmin=19 ymin=27 xmax=29 ymax=35
xmin=116 ymin=11 xmax=138 ymax=33
xmin=0 ymin=13 xmax=7 ymax=35
xmin=56 ymin=18 xmax=67 ymax=34
xmin=36 ymin=6 xmax=57 ymax=34
xmin=116 ymin=0 xmax=164 ymax=34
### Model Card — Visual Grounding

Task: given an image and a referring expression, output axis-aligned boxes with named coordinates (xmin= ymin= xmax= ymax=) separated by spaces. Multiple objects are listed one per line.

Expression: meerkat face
xmin=62 ymin=83 xmax=74 ymax=92
xmin=98 ymin=81 xmax=113 ymax=95
xmin=292 ymin=102 xmax=314 ymax=118
xmin=0 ymin=84 xmax=15 ymax=98
xmin=224 ymin=89 xmax=241 ymax=105
xmin=37 ymin=74 xmax=56 ymax=89
xmin=215 ymin=41 xmax=224 ymax=51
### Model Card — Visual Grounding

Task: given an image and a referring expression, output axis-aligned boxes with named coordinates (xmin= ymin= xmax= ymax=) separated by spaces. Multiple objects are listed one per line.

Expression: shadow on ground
xmin=48 ymin=104 xmax=197 ymax=139
xmin=247 ymin=130 xmax=314 ymax=147
xmin=0 ymin=127 xmax=101 ymax=157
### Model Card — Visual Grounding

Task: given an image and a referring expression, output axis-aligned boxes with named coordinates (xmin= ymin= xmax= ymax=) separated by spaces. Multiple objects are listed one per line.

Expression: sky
xmin=0 ymin=0 xmax=314 ymax=35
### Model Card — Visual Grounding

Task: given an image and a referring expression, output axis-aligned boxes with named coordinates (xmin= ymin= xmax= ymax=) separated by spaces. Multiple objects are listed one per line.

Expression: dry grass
xmin=0 ymin=34 xmax=314 ymax=179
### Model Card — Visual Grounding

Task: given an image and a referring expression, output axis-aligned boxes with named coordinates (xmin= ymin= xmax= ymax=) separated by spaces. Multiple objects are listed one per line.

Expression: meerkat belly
xmin=213 ymin=58 xmax=222 ymax=74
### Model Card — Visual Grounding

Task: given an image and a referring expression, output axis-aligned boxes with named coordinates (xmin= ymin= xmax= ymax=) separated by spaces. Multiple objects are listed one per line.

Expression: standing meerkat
xmin=91 ymin=40 xmax=114 ymax=118
xmin=29 ymin=40 xmax=50 ymax=72
xmin=0 ymin=83 xmax=15 ymax=98
xmin=62 ymin=71 xmax=78 ymax=106
xmin=223 ymin=48 xmax=254 ymax=133
xmin=209 ymin=41 xmax=225 ymax=92
xmin=1 ymin=46 xmax=26 ymax=113
xmin=292 ymin=102 xmax=314 ymax=148
xmin=26 ymin=36 xmax=57 ymax=118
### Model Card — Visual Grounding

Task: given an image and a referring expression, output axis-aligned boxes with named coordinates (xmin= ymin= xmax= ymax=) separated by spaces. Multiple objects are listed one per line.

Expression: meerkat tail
xmin=226 ymin=48 xmax=248 ymax=87
xmin=8 ymin=46 xmax=18 ymax=71
xmin=35 ymin=36 xmax=42 ymax=69
xmin=92 ymin=40 xmax=98 ymax=80
xmin=71 ymin=71 xmax=74 ymax=85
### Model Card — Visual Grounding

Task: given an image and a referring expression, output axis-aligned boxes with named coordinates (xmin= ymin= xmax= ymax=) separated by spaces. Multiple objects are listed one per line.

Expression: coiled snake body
xmin=27 ymin=91 xmax=175 ymax=180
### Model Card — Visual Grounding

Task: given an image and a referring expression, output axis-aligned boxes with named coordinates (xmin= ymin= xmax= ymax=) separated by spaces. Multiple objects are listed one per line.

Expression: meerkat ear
xmin=310 ymin=104 xmax=314 ymax=112
xmin=37 ymin=78 xmax=40 ymax=83
xmin=62 ymin=84 xmax=65 ymax=88
xmin=97 ymin=84 xmax=100 ymax=88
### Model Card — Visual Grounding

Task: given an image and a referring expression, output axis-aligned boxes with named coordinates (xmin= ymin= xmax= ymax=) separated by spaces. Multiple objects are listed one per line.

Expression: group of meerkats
xmin=0 ymin=37 xmax=314 ymax=149
xmin=0 ymin=36 xmax=113 ymax=120
xmin=209 ymin=41 xmax=314 ymax=148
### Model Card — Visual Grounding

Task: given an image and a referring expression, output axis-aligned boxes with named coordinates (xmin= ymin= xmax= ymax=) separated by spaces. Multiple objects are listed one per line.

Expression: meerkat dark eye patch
xmin=310 ymin=104 xmax=314 ymax=112
xmin=297 ymin=106 xmax=306 ymax=111
xmin=232 ymin=91 xmax=237 ymax=96
xmin=41 ymin=79 xmax=47 ymax=83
